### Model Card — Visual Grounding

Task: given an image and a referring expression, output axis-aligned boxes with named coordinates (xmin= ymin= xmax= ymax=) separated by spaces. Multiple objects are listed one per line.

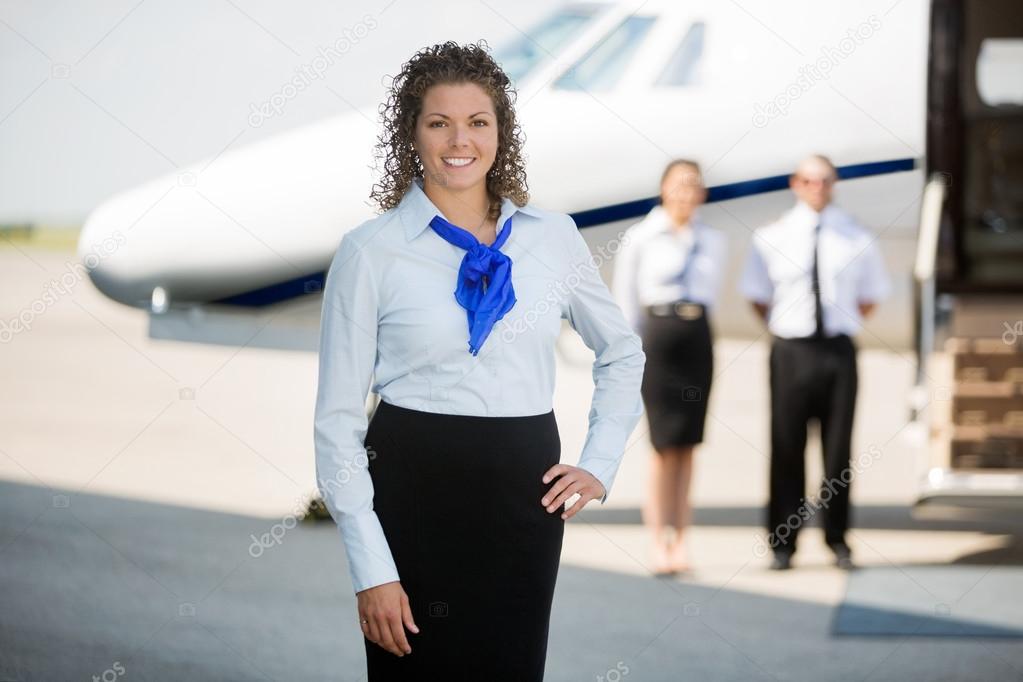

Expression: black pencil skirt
xmin=362 ymin=400 xmax=565 ymax=681
xmin=639 ymin=305 xmax=715 ymax=449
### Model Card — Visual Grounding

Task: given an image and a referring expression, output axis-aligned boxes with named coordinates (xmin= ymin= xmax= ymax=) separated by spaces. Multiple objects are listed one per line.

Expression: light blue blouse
xmin=612 ymin=205 xmax=728 ymax=332
xmin=313 ymin=176 xmax=646 ymax=593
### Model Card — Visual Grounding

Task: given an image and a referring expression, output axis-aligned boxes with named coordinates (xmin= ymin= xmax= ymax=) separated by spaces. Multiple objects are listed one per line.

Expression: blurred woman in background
xmin=612 ymin=159 xmax=726 ymax=575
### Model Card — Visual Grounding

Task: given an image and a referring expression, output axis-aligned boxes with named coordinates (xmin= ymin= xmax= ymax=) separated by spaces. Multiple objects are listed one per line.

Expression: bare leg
xmin=644 ymin=449 xmax=681 ymax=573
xmin=668 ymin=445 xmax=695 ymax=571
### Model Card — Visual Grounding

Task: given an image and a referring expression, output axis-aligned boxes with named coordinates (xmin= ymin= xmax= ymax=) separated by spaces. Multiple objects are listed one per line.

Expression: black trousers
xmin=767 ymin=335 xmax=858 ymax=553
xmin=363 ymin=400 xmax=565 ymax=681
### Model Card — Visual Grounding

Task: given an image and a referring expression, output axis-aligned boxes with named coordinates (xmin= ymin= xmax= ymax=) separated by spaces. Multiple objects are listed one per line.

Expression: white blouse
xmin=612 ymin=205 xmax=728 ymax=332
xmin=314 ymin=176 xmax=646 ymax=593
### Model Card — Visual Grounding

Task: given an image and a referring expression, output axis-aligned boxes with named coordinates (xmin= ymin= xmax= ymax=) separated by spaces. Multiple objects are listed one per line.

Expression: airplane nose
xmin=77 ymin=110 xmax=380 ymax=309
xmin=78 ymin=180 xmax=173 ymax=309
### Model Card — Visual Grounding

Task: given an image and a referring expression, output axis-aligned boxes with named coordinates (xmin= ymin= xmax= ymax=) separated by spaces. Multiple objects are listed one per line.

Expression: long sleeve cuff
xmin=338 ymin=511 xmax=401 ymax=594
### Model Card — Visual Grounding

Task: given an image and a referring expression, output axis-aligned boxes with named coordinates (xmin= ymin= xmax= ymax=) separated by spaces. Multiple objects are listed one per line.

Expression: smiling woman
xmin=313 ymin=41 xmax=645 ymax=681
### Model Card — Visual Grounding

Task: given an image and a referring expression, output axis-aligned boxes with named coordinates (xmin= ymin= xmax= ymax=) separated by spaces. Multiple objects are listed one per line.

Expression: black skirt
xmin=639 ymin=305 xmax=714 ymax=449
xmin=362 ymin=400 xmax=565 ymax=681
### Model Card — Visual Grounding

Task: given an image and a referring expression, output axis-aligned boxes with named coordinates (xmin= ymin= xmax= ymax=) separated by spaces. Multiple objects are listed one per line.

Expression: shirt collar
xmin=646 ymin=204 xmax=702 ymax=235
xmin=790 ymin=199 xmax=842 ymax=231
xmin=399 ymin=176 xmax=543 ymax=241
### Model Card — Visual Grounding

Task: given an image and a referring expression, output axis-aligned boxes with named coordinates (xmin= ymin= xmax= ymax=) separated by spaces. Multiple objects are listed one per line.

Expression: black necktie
xmin=811 ymin=223 xmax=824 ymax=338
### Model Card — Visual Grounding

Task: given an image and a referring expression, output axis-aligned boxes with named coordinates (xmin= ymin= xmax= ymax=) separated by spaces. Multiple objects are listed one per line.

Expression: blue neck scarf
xmin=428 ymin=213 xmax=516 ymax=355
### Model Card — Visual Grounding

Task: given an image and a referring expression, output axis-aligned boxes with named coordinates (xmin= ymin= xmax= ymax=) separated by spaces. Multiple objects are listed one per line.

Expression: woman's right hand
xmin=357 ymin=580 xmax=419 ymax=657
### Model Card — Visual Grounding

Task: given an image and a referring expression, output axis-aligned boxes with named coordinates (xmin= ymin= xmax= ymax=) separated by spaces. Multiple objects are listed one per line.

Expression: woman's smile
xmin=441 ymin=156 xmax=476 ymax=168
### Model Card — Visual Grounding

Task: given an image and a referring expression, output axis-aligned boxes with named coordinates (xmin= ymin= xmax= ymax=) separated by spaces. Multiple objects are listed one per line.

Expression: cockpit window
xmin=655 ymin=22 xmax=706 ymax=87
xmin=494 ymin=7 xmax=599 ymax=83
xmin=553 ymin=15 xmax=657 ymax=91
xmin=976 ymin=38 xmax=1023 ymax=106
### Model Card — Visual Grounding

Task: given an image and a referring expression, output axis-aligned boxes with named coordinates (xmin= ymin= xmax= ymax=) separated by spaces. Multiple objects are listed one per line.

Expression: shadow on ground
xmin=2 ymin=479 xmax=1021 ymax=681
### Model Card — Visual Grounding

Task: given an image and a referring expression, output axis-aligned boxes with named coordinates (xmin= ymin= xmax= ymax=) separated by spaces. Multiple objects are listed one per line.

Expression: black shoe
xmin=769 ymin=552 xmax=793 ymax=571
xmin=831 ymin=543 xmax=855 ymax=570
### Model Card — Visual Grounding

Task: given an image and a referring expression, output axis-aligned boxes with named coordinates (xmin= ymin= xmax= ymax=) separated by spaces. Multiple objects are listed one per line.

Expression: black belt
xmin=773 ymin=333 xmax=851 ymax=344
xmin=645 ymin=301 xmax=706 ymax=320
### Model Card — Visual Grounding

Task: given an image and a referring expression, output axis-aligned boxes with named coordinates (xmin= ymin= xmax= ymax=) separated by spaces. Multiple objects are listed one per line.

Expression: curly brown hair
xmin=369 ymin=40 xmax=529 ymax=219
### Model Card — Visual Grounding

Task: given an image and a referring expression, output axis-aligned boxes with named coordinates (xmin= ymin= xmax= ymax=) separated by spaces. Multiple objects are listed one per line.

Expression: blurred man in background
xmin=739 ymin=155 xmax=890 ymax=571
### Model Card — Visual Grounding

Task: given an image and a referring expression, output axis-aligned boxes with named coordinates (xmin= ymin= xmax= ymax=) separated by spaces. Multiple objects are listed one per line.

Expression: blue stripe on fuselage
xmin=214 ymin=157 xmax=917 ymax=307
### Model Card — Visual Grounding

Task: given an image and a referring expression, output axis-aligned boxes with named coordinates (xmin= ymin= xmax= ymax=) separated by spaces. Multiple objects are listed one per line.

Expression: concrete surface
xmin=2 ymin=245 xmax=1022 ymax=681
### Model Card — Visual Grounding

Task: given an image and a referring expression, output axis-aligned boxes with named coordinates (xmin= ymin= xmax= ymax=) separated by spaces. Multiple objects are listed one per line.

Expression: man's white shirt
xmin=739 ymin=200 xmax=890 ymax=338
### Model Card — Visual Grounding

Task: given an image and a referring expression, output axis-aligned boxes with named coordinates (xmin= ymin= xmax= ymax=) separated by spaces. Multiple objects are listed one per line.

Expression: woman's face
xmin=414 ymin=82 xmax=499 ymax=194
xmin=660 ymin=163 xmax=705 ymax=225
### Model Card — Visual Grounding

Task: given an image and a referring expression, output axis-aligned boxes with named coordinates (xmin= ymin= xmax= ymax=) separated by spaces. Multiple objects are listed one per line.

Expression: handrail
xmin=914 ymin=174 xmax=948 ymax=283
xmin=911 ymin=174 xmax=948 ymax=408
